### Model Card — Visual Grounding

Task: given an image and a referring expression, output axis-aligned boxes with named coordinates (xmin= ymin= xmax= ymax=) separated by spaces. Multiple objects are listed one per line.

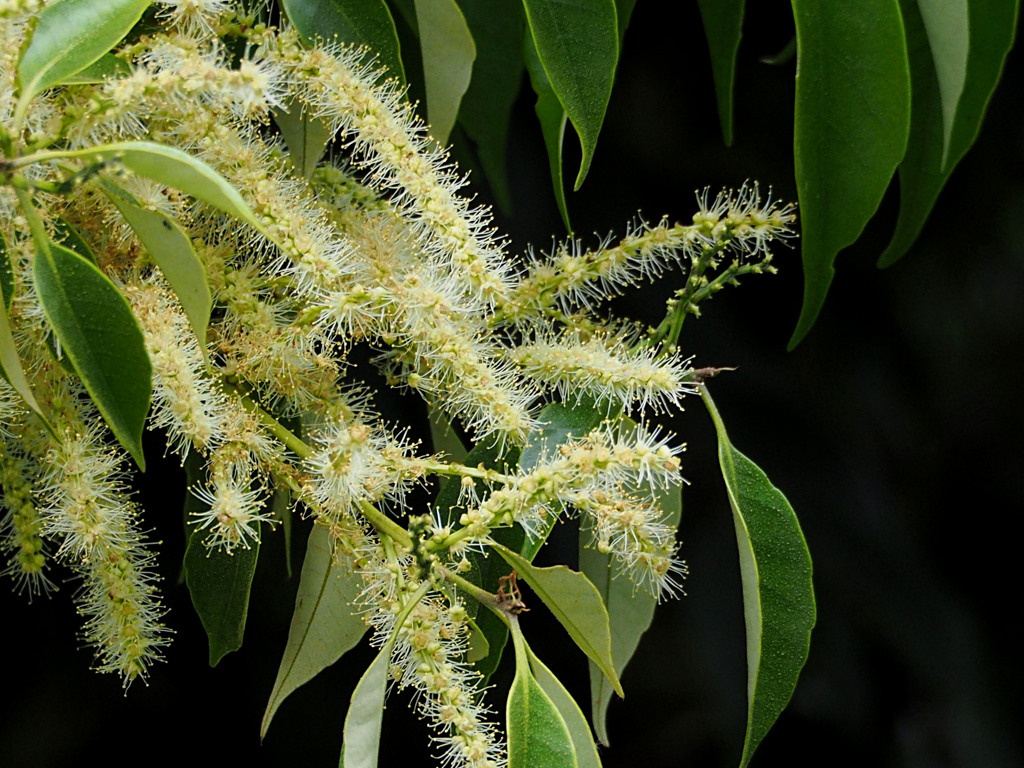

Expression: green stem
xmin=358 ymin=499 xmax=412 ymax=549
xmin=439 ymin=566 xmax=507 ymax=624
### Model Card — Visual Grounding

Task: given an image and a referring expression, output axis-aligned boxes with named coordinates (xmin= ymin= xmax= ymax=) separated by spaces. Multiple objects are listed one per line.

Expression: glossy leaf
xmin=274 ymin=97 xmax=334 ymax=178
xmin=103 ymin=184 xmax=212 ymax=348
xmin=493 ymin=543 xmax=622 ymax=697
xmin=507 ymin=621 xmax=577 ymax=768
xmin=528 ymin=647 xmax=602 ymax=768
xmin=33 ymin=240 xmax=151 ymax=469
xmin=183 ymin=523 xmax=262 ymax=666
xmin=788 ymin=0 xmax=910 ymax=347
xmin=580 ymin=482 xmax=681 ymax=746
xmin=17 ymin=0 xmax=150 ymax=105
xmin=701 ymin=387 xmax=815 ymax=768
xmin=282 ymin=0 xmax=405 ymax=84
xmin=522 ymin=0 xmax=618 ymax=190
xmin=696 ymin=0 xmax=745 ymax=146
xmin=262 ymin=525 xmax=368 ymax=738
xmin=917 ymin=0 xmax=969 ymax=166
xmin=524 ymin=31 xmax=571 ymax=231
xmin=879 ymin=0 xmax=1019 ymax=267
xmin=414 ymin=0 xmax=475 ymax=146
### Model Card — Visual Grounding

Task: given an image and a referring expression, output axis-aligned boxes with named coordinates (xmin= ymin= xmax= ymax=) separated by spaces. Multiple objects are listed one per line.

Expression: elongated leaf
xmin=52 ymin=218 xmax=95 ymax=264
xmin=103 ymin=184 xmax=212 ymax=347
xmin=701 ymin=387 xmax=815 ymax=768
xmin=522 ymin=0 xmax=618 ymax=190
xmin=493 ymin=543 xmax=622 ymax=697
xmin=59 ymin=52 xmax=130 ymax=84
xmin=33 ymin=240 xmax=151 ymax=469
xmin=341 ymin=624 xmax=405 ymax=768
xmin=0 ymin=233 xmax=11 ymax=310
xmin=184 ymin=523 xmax=262 ymax=666
xmin=879 ymin=0 xmax=1018 ymax=267
xmin=428 ymin=405 xmax=468 ymax=463
xmin=262 ymin=525 xmax=368 ymax=738
xmin=282 ymin=0 xmax=404 ymax=84
xmin=788 ymin=0 xmax=910 ymax=347
xmin=696 ymin=0 xmax=745 ymax=146
xmin=528 ymin=648 xmax=602 ymax=768
xmin=917 ymin=0 xmax=969 ymax=167
xmin=507 ymin=622 xmax=577 ymax=768
xmin=415 ymin=0 xmax=476 ymax=146
xmin=274 ymin=98 xmax=334 ymax=178
xmin=580 ymin=482 xmax=681 ymax=745
xmin=17 ymin=0 xmax=150 ymax=106
xmin=524 ymin=31 xmax=571 ymax=231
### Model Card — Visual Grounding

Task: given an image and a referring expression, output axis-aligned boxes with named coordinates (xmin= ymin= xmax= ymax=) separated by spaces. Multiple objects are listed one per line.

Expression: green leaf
xmin=282 ymin=0 xmax=405 ymax=84
xmin=507 ymin=621 xmax=578 ymax=768
xmin=102 ymin=183 xmax=212 ymax=348
xmin=428 ymin=405 xmax=468 ymax=463
xmin=17 ymin=0 xmax=149 ymax=106
xmin=414 ymin=0 xmax=476 ymax=146
xmin=492 ymin=543 xmax=622 ymax=697
xmin=788 ymin=0 xmax=911 ymax=347
xmin=274 ymin=97 xmax=335 ymax=178
xmin=59 ymin=52 xmax=131 ymax=84
xmin=183 ymin=523 xmax=262 ymax=666
xmin=32 ymin=240 xmax=151 ymax=469
xmin=879 ymin=0 xmax=1018 ymax=267
xmin=696 ymin=0 xmax=745 ymax=146
xmin=340 ymin=644 xmax=389 ymax=768
xmin=579 ymin=482 xmax=681 ymax=746
xmin=521 ymin=0 xmax=618 ymax=190
xmin=262 ymin=525 xmax=368 ymax=738
xmin=0 ymin=231 xmax=12 ymax=312
xmin=916 ymin=0 xmax=969 ymax=167
xmin=528 ymin=648 xmax=602 ymax=768
xmin=524 ymin=31 xmax=571 ymax=231
xmin=701 ymin=387 xmax=815 ymax=768
xmin=52 ymin=218 xmax=95 ymax=264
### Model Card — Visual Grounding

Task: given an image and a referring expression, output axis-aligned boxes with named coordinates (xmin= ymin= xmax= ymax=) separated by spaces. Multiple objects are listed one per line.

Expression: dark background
xmin=3 ymin=2 xmax=1022 ymax=766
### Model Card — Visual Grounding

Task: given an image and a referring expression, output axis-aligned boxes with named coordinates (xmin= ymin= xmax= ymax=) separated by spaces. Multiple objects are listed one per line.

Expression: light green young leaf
xmin=282 ymin=0 xmax=405 ymax=84
xmin=492 ymin=543 xmax=623 ymax=698
xmin=579 ymin=482 xmax=681 ymax=746
xmin=17 ymin=0 xmax=150 ymax=108
xmin=340 ymin=642 xmax=391 ymax=768
xmin=701 ymin=387 xmax=815 ymax=768
xmin=521 ymin=0 xmax=618 ymax=190
xmin=879 ymin=0 xmax=1018 ymax=267
xmin=183 ymin=524 xmax=262 ymax=666
xmin=788 ymin=0 xmax=910 ymax=347
xmin=102 ymin=183 xmax=212 ymax=348
xmin=523 ymin=31 xmax=571 ymax=231
xmin=528 ymin=647 xmax=603 ymax=768
xmin=274 ymin=97 xmax=335 ymax=179
xmin=414 ymin=0 xmax=476 ymax=146
xmin=696 ymin=0 xmax=745 ymax=146
xmin=262 ymin=525 xmax=368 ymax=738
xmin=32 ymin=240 xmax=151 ymax=469
xmin=507 ymin=620 xmax=578 ymax=768
xmin=917 ymin=0 xmax=969 ymax=168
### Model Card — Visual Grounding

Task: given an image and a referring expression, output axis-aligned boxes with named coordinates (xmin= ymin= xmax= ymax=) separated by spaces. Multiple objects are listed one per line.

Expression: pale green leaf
xmin=262 ymin=525 xmax=368 ymax=738
xmin=341 ymin=632 xmax=400 ymax=768
xmin=916 ymin=0 xmax=969 ymax=167
xmin=414 ymin=0 xmax=476 ymax=146
xmin=696 ymin=0 xmax=745 ymax=145
xmin=701 ymin=387 xmax=815 ymax=768
xmin=522 ymin=0 xmax=618 ymax=190
xmin=492 ymin=543 xmax=622 ymax=698
xmin=274 ymin=97 xmax=335 ymax=178
xmin=32 ymin=240 xmax=151 ymax=469
xmin=528 ymin=648 xmax=602 ymax=768
xmin=788 ymin=0 xmax=910 ymax=347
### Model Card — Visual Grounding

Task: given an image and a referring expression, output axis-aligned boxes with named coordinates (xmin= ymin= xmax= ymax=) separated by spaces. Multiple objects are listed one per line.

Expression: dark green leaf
xmin=17 ymin=0 xmax=150 ymax=107
xmin=414 ymin=0 xmax=475 ymax=146
xmin=33 ymin=240 xmax=151 ymax=469
xmin=59 ymin=52 xmax=130 ymax=84
xmin=879 ymin=0 xmax=1018 ymax=267
xmin=274 ymin=97 xmax=334 ymax=178
xmin=521 ymin=0 xmax=618 ymax=190
xmin=612 ymin=0 xmax=637 ymax=38
xmin=184 ymin=522 xmax=261 ymax=666
xmin=52 ymin=218 xmax=95 ymax=264
xmin=282 ymin=0 xmax=405 ymax=84
xmin=788 ymin=0 xmax=910 ymax=347
xmin=428 ymin=405 xmax=468 ymax=463
xmin=524 ymin=31 xmax=571 ymax=231
xmin=701 ymin=387 xmax=815 ymax=768
xmin=580 ymin=482 xmax=681 ymax=746
xmin=696 ymin=0 xmax=745 ymax=146
xmin=0 ymin=231 xmax=12 ymax=311
xmin=262 ymin=525 xmax=368 ymax=738
xmin=492 ymin=543 xmax=622 ymax=697
xmin=528 ymin=647 xmax=602 ymax=768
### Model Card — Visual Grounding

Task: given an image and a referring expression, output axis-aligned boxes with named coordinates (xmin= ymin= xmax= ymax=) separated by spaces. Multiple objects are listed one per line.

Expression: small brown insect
xmin=496 ymin=570 xmax=530 ymax=614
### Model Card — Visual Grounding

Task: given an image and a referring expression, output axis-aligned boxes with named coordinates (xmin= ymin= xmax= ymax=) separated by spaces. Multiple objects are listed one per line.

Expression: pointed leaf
xmin=102 ymin=183 xmax=212 ymax=347
xmin=341 ymin=628 xmax=403 ymax=768
xmin=521 ymin=0 xmax=618 ymax=190
xmin=788 ymin=0 xmax=910 ymax=347
xmin=282 ymin=0 xmax=404 ymax=84
xmin=492 ymin=543 xmax=622 ymax=697
xmin=33 ymin=240 xmax=151 ymax=469
xmin=262 ymin=525 xmax=368 ymax=738
xmin=528 ymin=648 xmax=602 ymax=768
xmin=916 ymin=0 xmax=969 ymax=167
xmin=524 ymin=31 xmax=571 ymax=231
xmin=17 ymin=0 xmax=150 ymax=105
xmin=879 ymin=0 xmax=1018 ymax=267
xmin=696 ymin=0 xmax=745 ymax=146
xmin=414 ymin=0 xmax=476 ymax=146
xmin=183 ymin=523 xmax=262 ymax=666
xmin=701 ymin=387 xmax=815 ymax=768
xmin=274 ymin=97 xmax=334 ymax=178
